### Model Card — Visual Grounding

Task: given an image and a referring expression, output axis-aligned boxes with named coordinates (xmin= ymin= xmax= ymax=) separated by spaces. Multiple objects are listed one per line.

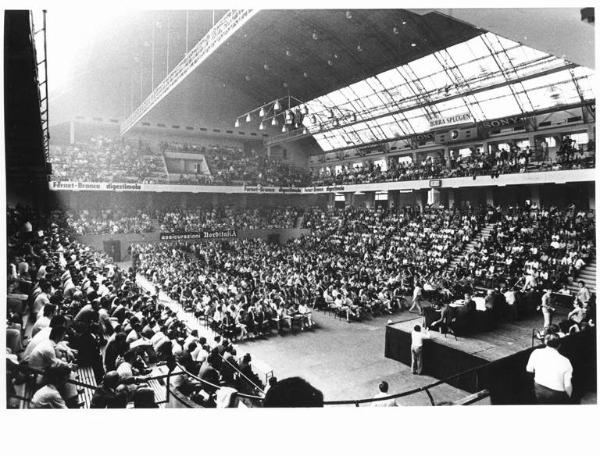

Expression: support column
xmin=389 ymin=190 xmax=397 ymax=210
xmin=346 ymin=192 xmax=354 ymax=208
xmin=485 ymin=187 xmax=494 ymax=207
xmin=416 ymin=190 xmax=425 ymax=210
xmin=447 ymin=189 xmax=455 ymax=209
xmin=327 ymin=193 xmax=335 ymax=210
xmin=530 ymin=185 xmax=541 ymax=207
xmin=427 ymin=188 xmax=441 ymax=206
xmin=443 ymin=147 xmax=451 ymax=167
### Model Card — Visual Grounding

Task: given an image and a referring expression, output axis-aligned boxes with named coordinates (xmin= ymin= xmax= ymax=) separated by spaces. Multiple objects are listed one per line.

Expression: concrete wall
xmin=49 ymin=191 xmax=329 ymax=213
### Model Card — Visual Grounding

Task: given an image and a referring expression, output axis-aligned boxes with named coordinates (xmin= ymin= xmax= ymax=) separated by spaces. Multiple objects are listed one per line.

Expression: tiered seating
xmin=314 ymin=143 xmax=595 ymax=186
xmin=162 ymin=141 xmax=311 ymax=187
xmin=5 ymin=206 xmax=266 ymax=408
xmin=50 ymin=136 xmax=167 ymax=183
xmin=67 ymin=209 xmax=155 ymax=235
xmin=158 ymin=206 xmax=303 ymax=232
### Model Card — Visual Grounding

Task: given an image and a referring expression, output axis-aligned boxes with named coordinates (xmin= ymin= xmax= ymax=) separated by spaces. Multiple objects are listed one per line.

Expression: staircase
xmin=447 ymin=222 xmax=496 ymax=272
xmin=568 ymin=258 xmax=596 ymax=294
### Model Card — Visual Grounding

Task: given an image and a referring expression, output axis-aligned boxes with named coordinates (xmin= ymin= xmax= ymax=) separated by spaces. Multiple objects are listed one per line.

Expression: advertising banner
xmin=428 ymin=113 xmax=473 ymax=129
xmin=159 ymin=230 xmax=238 ymax=241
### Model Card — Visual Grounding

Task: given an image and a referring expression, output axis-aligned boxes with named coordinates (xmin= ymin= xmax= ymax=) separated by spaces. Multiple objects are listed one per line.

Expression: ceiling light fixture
xmin=245 ymin=113 xmax=252 ymax=122
xmin=234 ymin=119 xmax=240 ymax=128
xmin=271 ymin=117 xmax=279 ymax=126
xmin=312 ymin=31 xmax=318 ymax=40
xmin=282 ymin=124 xmax=288 ymax=133
xmin=259 ymin=107 xmax=265 ymax=117
xmin=273 ymin=100 xmax=281 ymax=111
xmin=393 ymin=26 xmax=399 ymax=35
xmin=411 ymin=42 xmax=417 ymax=47
xmin=259 ymin=121 xmax=265 ymax=130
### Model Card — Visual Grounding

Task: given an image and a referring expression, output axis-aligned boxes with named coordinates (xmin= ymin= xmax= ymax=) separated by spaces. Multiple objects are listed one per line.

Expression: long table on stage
xmin=385 ymin=313 xmax=597 ymax=404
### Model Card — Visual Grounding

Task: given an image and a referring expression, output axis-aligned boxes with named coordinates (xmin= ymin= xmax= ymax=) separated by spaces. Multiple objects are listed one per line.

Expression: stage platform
xmin=387 ymin=313 xmax=542 ymax=364
xmin=384 ymin=310 xmax=596 ymax=404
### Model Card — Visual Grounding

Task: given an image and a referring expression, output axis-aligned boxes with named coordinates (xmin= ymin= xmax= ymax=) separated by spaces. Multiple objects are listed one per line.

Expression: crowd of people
xmin=66 ymin=209 xmax=155 ymax=235
xmin=50 ymin=136 xmax=168 ymax=183
xmin=50 ymin=133 xmax=593 ymax=189
xmin=158 ymin=207 xmax=304 ymax=232
xmin=5 ymin=200 xmax=596 ymax=408
xmin=58 ymin=207 xmax=308 ymax=236
xmin=141 ymin=203 xmax=595 ymax=332
xmin=454 ymin=205 xmax=595 ymax=291
xmin=314 ymin=138 xmax=594 ymax=186
xmin=162 ymin=142 xmax=312 ymax=187
xmin=138 ymin=206 xmax=485 ymax=327
xmin=5 ymin=206 xmax=267 ymax=408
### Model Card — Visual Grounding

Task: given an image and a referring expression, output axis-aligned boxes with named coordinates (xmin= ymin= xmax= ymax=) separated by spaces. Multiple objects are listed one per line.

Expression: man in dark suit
xmin=462 ymin=293 xmax=476 ymax=314
xmin=485 ymin=289 xmax=504 ymax=328
xmin=452 ymin=293 xmax=476 ymax=335
xmin=90 ymin=371 xmax=127 ymax=408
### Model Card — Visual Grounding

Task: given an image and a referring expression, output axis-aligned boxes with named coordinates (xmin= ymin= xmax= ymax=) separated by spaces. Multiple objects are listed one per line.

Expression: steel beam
xmin=120 ymin=9 xmax=259 ymax=136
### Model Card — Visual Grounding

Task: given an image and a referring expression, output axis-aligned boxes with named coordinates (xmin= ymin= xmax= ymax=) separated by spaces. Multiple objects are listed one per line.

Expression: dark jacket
xmin=90 ymin=385 xmax=127 ymax=409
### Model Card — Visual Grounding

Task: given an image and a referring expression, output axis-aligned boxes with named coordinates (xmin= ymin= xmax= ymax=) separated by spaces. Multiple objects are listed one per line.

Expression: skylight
xmin=304 ymin=32 xmax=595 ymax=152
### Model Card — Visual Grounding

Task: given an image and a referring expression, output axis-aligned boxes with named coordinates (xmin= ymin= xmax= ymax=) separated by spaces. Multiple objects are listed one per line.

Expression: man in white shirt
xmin=409 ymin=283 xmax=423 ymax=314
xmin=31 ymin=304 xmax=55 ymax=338
xmin=26 ymin=326 xmax=70 ymax=372
xmin=526 ymin=334 xmax=572 ymax=404
xmin=411 ymin=325 xmax=430 ymax=375
xmin=576 ymin=281 xmax=591 ymax=305
xmin=31 ymin=282 xmax=52 ymax=321
xmin=30 ymin=365 xmax=71 ymax=409
xmin=372 ymin=381 xmax=398 ymax=407
xmin=191 ymin=339 xmax=210 ymax=364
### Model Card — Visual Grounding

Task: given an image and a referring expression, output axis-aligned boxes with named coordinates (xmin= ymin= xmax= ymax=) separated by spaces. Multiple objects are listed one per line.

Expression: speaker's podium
xmin=103 ymin=239 xmax=121 ymax=262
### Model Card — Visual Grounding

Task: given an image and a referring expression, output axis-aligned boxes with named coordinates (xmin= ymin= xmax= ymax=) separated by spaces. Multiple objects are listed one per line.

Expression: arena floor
xmin=237 ymin=311 xmax=478 ymax=405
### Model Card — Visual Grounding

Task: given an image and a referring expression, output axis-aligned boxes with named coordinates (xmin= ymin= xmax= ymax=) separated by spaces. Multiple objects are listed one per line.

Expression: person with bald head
xmin=90 ymin=371 xmax=127 ymax=408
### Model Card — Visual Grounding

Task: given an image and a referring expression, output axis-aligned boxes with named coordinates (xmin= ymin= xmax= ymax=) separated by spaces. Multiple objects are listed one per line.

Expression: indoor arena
xmin=4 ymin=6 xmax=597 ymax=420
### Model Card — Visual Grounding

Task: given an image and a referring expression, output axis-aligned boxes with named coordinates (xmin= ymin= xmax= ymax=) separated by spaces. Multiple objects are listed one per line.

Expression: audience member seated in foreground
xmin=263 ymin=377 xmax=324 ymax=407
